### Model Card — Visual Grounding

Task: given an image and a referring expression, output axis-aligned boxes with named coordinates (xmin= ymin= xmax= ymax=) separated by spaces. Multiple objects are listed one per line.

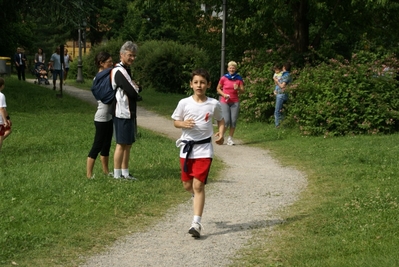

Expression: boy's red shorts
xmin=0 ymin=124 xmax=11 ymax=136
xmin=180 ymin=158 xmax=212 ymax=184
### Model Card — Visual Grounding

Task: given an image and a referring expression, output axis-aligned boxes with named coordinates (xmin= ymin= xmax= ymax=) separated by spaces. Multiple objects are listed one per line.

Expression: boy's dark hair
xmin=95 ymin=52 xmax=111 ymax=68
xmin=191 ymin=68 xmax=210 ymax=82
xmin=0 ymin=77 xmax=4 ymax=87
xmin=273 ymin=63 xmax=283 ymax=71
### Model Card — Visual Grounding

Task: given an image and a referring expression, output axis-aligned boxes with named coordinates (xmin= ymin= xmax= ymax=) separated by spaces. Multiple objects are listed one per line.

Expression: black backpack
xmin=91 ymin=68 xmax=115 ymax=104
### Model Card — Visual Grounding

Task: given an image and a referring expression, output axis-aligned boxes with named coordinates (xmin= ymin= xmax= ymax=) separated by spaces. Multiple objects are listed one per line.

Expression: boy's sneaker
xmin=122 ymin=174 xmax=138 ymax=181
xmin=227 ymin=137 xmax=235 ymax=146
xmin=188 ymin=222 xmax=203 ymax=238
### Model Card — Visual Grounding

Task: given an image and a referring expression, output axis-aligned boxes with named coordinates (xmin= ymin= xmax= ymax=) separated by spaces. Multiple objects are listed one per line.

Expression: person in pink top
xmin=216 ymin=61 xmax=244 ymax=145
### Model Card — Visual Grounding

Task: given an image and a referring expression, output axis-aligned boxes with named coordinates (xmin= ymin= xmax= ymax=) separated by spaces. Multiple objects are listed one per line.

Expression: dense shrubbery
xmin=240 ymin=51 xmax=399 ymax=136
xmin=132 ymin=40 xmax=209 ymax=94
xmin=287 ymin=53 xmax=399 ymax=136
xmin=239 ymin=62 xmax=276 ymax=122
xmin=68 ymin=39 xmax=209 ymax=95
xmin=239 ymin=48 xmax=290 ymax=123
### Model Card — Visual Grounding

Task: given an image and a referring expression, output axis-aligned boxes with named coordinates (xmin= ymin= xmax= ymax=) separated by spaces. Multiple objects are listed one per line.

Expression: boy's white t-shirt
xmin=171 ymin=96 xmax=223 ymax=159
xmin=0 ymin=92 xmax=7 ymax=124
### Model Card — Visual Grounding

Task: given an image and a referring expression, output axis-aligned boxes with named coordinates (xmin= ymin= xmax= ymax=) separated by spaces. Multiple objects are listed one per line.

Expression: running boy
xmin=171 ymin=68 xmax=225 ymax=238
xmin=0 ymin=77 xmax=12 ymax=152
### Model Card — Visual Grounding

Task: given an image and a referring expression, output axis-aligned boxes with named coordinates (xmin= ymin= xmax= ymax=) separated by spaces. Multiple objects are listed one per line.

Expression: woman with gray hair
xmin=216 ymin=61 xmax=245 ymax=145
xmin=111 ymin=41 xmax=141 ymax=180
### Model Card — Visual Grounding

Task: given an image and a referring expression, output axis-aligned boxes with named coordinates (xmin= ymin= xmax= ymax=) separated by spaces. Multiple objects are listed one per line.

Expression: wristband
xmin=6 ymin=115 xmax=10 ymax=120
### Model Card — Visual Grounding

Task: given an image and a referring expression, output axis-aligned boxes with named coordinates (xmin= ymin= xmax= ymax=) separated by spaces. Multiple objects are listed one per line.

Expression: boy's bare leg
xmin=183 ymin=180 xmax=194 ymax=195
xmin=4 ymin=128 xmax=11 ymax=139
xmin=192 ymin=178 xmax=205 ymax=217
xmin=183 ymin=179 xmax=205 ymax=216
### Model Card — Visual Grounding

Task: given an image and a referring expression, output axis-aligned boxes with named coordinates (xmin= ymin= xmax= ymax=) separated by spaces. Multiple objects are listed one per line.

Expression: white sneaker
xmin=188 ymin=221 xmax=203 ymax=238
xmin=227 ymin=137 xmax=235 ymax=146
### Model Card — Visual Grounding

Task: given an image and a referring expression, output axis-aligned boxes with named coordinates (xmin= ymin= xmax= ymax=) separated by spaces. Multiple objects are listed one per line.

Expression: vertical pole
xmin=220 ymin=0 xmax=227 ymax=77
xmin=76 ymin=27 xmax=84 ymax=83
xmin=59 ymin=45 xmax=64 ymax=97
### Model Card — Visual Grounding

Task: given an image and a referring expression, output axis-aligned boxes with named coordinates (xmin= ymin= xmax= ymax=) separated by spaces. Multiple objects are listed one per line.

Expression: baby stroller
xmin=33 ymin=62 xmax=50 ymax=85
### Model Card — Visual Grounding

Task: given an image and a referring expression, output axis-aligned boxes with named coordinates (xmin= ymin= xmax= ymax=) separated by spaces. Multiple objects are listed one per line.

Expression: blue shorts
xmin=113 ymin=117 xmax=136 ymax=145
xmin=52 ymin=69 xmax=63 ymax=81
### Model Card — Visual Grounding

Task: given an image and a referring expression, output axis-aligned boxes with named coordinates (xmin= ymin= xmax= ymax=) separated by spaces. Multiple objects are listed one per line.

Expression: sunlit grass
xmin=231 ymin=124 xmax=399 ymax=266
xmin=0 ymin=77 xmax=222 ymax=266
xmin=2 ymin=77 xmax=399 ymax=266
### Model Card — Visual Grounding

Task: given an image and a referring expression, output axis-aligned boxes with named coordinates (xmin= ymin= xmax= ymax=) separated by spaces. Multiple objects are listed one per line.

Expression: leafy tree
xmin=0 ymin=0 xmax=93 ymax=58
xmin=87 ymin=0 xmax=131 ymax=45
xmin=0 ymin=0 xmax=32 ymax=56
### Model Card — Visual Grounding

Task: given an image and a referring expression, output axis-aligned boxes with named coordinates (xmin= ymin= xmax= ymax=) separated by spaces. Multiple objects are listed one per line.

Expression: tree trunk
xmin=292 ymin=0 xmax=309 ymax=53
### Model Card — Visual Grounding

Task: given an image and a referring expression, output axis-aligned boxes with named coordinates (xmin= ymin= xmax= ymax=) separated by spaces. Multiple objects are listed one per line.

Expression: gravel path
xmin=34 ymin=82 xmax=307 ymax=266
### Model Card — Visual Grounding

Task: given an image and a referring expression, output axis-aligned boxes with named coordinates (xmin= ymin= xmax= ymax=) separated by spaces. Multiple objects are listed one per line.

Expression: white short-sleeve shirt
xmin=171 ymin=96 xmax=223 ymax=159
xmin=0 ymin=92 xmax=7 ymax=124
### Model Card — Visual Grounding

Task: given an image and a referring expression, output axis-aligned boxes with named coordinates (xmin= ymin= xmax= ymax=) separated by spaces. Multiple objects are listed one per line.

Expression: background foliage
xmin=2 ymin=0 xmax=399 ymax=136
xmin=132 ymin=40 xmax=209 ymax=94
xmin=286 ymin=52 xmax=399 ymax=136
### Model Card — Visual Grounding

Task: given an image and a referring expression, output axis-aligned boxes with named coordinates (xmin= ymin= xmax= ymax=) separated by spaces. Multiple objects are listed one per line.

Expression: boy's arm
xmin=214 ymin=118 xmax=225 ymax=145
xmin=173 ymin=119 xmax=195 ymax=129
xmin=0 ymin=107 xmax=8 ymax=127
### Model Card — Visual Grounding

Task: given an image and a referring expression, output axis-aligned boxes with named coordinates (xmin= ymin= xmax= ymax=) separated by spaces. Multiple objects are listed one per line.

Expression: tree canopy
xmin=1 ymin=0 xmax=399 ymax=68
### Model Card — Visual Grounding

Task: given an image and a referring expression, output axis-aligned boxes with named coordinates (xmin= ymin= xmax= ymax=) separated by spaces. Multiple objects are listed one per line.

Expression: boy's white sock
xmin=193 ymin=215 xmax=201 ymax=223
xmin=122 ymin=169 xmax=129 ymax=176
xmin=114 ymin=169 xmax=122 ymax=178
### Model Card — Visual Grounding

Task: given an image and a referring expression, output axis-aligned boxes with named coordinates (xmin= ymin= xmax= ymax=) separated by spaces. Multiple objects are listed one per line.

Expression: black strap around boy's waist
xmin=182 ymin=137 xmax=212 ymax=172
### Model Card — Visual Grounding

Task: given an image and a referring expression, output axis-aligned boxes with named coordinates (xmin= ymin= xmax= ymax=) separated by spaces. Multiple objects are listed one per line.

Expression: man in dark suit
xmin=14 ymin=47 xmax=27 ymax=81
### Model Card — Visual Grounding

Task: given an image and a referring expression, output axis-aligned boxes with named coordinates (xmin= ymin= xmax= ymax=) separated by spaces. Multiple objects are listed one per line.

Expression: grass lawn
xmin=2 ymin=76 xmax=399 ymax=266
xmin=229 ymin=124 xmax=399 ymax=266
xmin=140 ymin=85 xmax=399 ymax=266
xmin=0 ymin=77 xmax=220 ymax=266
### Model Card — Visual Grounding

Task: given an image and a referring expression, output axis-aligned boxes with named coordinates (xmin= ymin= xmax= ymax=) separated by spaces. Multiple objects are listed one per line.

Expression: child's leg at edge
xmin=4 ymin=128 xmax=11 ymax=139
xmin=0 ymin=136 xmax=4 ymax=152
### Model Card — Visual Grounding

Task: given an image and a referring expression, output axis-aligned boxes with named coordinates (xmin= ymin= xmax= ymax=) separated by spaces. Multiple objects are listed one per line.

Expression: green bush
xmin=132 ymin=40 xmax=209 ymax=94
xmin=238 ymin=48 xmax=292 ymax=123
xmin=239 ymin=62 xmax=276 ymax=122
xmin=287 ymin=52 xmax=399 ymax=136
